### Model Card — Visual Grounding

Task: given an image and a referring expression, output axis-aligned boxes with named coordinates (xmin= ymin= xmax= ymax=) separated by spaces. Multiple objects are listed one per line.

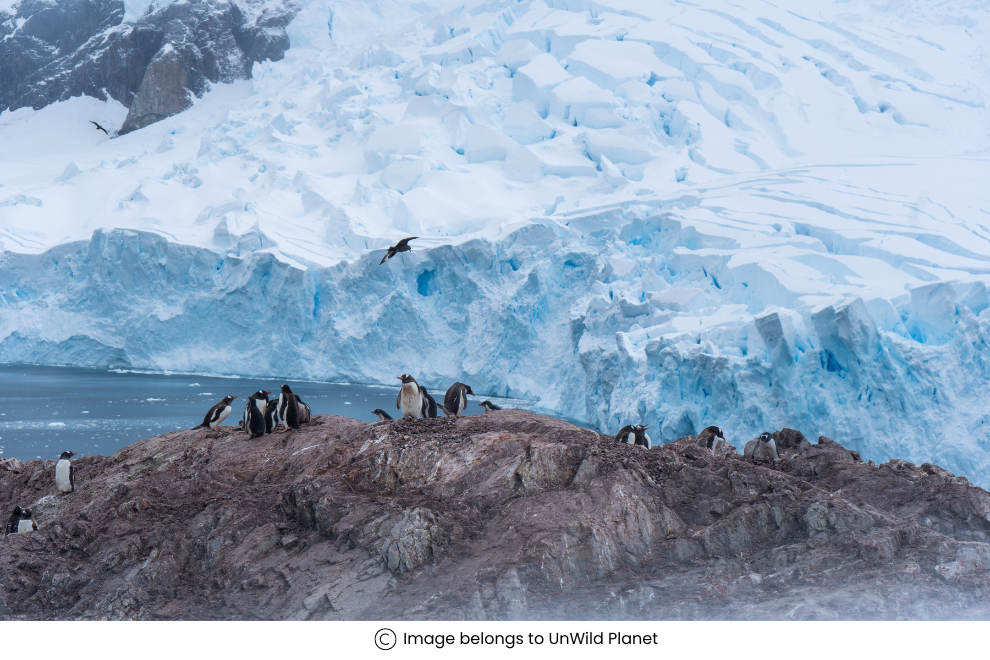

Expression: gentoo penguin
xmin=372 ymin=409 xmax=393 ymax=421
xmin=379 ymin=237 xmax=418 ymax=264
xmin=479 ymin=400 xmax=502 ymax=412
xmin=420 ymin=387 xmax=439 ymax=418
xmin=264 ymin=397 xmax=279 ymax=433
xmin=244 ymin=390 xmax=270 ymax=439
xmin=615 ymin=424 xmax=636 ymax=444
xmin=277 ymin=384 xmax=301 ymax=431
xmin=56 ymin=451 xmax=77 ymax=493
xmin=752 ymin=432 xmax=779 ymax=461
xmin=442 ymin=382 xmax=475 ymax=417
xmin=396 ymin=374 xmax=424 ymax=419
xmin=198 ymin=395 xmax=237 ymax=429
xmin=696 ymin=426 xmax=725 ymax=450
xmin=632 ymin=425 xmax=651 ymax=448
xmin=4 ymin=507 xmax=22 ymax=536
xmin=18 ymin=508 xmax=37 ymax=533
xmin=296 ymin=396 xmax=312 ymax=425
xmin=615 ymin=425 xmax=650 ymax=448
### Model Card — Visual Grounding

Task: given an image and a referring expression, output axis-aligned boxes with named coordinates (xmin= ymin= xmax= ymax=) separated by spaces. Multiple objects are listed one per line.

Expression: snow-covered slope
xmin=2 ymin=0 xmax=990 ymax=482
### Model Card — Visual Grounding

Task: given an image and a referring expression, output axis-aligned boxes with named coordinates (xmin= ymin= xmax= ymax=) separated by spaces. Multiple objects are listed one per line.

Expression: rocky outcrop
xmin=2 ymin=411 xmax=990 ymax=620
xmin=0 ymin=0 xmax=297 ymax=132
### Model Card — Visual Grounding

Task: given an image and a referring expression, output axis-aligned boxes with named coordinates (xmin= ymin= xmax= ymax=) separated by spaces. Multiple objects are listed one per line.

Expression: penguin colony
xmin=1 ymin=236 xmax=783 ymax=535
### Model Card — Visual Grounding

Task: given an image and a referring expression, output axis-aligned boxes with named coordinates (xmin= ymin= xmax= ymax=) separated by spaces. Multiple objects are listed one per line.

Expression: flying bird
xmin=379 ymin=237 xmax=418 ymax=264
xmin=90 ymin=121 xmax=109 ymax=136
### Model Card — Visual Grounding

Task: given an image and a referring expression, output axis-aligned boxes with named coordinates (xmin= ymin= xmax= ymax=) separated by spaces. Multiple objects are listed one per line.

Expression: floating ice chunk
xmin=380 ymin=159 xmax=425 ymax=193
xmin=582 ymin=132 xmax=653 ymax=165
xmin=502 ymin=102 xmax=554 ymax=144
xmin=548 ymin=76 xmax=613 ymax=126
xmin=512 ymin=54 xmax=571 ymax=117
xmin=59 ymin=161 xmax=81 ymax=182
xmin=496 ymin=39 xmax=542 ymax=73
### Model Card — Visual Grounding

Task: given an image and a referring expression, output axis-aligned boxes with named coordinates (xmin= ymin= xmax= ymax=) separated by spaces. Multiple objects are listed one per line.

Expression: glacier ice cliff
xmin=3 ymin=224 xmax=990 ymax=488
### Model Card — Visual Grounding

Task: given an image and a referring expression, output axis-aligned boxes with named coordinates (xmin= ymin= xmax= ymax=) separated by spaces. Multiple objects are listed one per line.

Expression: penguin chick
xmin=752 ymin=432 xmax=779 ymax=461
xmin=198 ymin=395 xmax=237 ymax=429
xmin=372 ymin=409 xmax=393 ymax=421
xmin=696 ymin=426 xmax=725 ymax=450
xmin=56 ymin=451 xmax=77 ymax=493
xmin=479 ymin=400 xmax=502 ymax=412
xmin=442 ymin=382 xmax=475 ymax=417
xmin=420 ymin=387 xmax=439 ymax=418
xmin=244 ymin=390 xmax=270 ymax=439
xmin=396 ymin=375 xmax=424 ymax=419
xmin=379 ymin=237 xmax=418 ymax=264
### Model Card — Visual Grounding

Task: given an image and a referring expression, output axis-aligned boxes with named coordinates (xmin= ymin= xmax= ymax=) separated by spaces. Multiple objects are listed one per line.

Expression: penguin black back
xmin=614 ymin=425 xmax=635 ymax=444
xmin=443 ymin=382 xmax=475 ymax=416
xmin=278 ymin=384 xmax=300 ymax=430
xmin=198 ymin=395 xmax=236 ymax=429
xmin=420 ymin=387 xmax=439 ymax=418
xmin=5 ymin=506 xmax=22 ymax=535
xmin=479 ymin=400 xmax=502 ymax=412
xmin=244 ymin=390 xmax=270 ymax=439
xmin=265 ymin=397 xmax=278 ymax=433
xmin=372 ymin=409 xmax=393 ymax=421
xmin=698 ymin=425 xmax=725 ymax=449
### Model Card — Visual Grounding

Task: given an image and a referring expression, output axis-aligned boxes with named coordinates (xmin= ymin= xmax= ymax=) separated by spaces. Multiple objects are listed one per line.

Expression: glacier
xmin=2 ymin=0 xmax=990 ymax=484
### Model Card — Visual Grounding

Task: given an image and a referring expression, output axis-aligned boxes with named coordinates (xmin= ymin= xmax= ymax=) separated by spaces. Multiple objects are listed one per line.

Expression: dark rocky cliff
xmin=0 ymin=0 xmax=297 ymax=133
xmin=2 ymin=411 xmax=989 ymax=620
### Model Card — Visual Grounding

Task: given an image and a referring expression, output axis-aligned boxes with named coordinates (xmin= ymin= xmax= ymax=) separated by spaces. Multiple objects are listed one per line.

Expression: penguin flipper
xmin=69 ymin=464 xmax=74 ymax=491
xmin=396 ymin=391 xmax=401 ymax=410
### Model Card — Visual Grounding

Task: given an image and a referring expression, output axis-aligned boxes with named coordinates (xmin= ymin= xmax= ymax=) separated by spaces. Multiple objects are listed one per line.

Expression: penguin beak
xmin=397 ymin=376 xmax=403 ymax=380
xmin=70 ymin=452 xmax=77 ymax=457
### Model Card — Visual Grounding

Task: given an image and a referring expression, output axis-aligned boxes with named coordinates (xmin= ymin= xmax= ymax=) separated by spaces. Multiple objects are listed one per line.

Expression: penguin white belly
xmin=211 ymin=405 xmax=231 ymax=429
xmin=399 ymin=385 xmax=422 ymax=418
xmin=56 ymin=459 xmax=73 ymax=493
xmin=17 ymin=519 xmax=34 ymax=533
xmin=641 ymin=432 xmax=651 ymax=448
xmin=754 ymin=439 xmax=778 ymax=461
xmin=621 ymin=432 xmax=634 ymax=444
xmin=459 ymin=390 xmax=467 ymax=415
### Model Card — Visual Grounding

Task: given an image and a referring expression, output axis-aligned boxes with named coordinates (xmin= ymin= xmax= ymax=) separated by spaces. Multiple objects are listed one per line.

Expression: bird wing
xmin=396 ymin=236 xmax=418 ymax=248
xmin=396 ymin=391 xmax=401 ymax=410
xmin=379 ymin=250 xmax=392 ymax=265
xmin=443 ymin=384 xmax=459 ymax=412
xmin=69 ymin=464 xmax=74 ymax=489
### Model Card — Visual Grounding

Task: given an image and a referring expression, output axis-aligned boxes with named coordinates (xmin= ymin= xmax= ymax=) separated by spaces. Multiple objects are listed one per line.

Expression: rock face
xmin=0 ymin=0 xmax=297 ymax=132
xmin=2 ymin=411 xmax=990 ymax=620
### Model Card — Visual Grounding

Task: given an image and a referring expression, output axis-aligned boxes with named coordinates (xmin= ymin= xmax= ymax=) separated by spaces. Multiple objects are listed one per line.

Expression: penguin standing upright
xmin=752 ymin=432 xmax=779 ymax=461
xmin=479 ymin=400 xmax=502 ymax=412
xmin=632 ymin=425 xmax=651 ymax=448
xmin=371 ymin=409 xmax=393 ymax=421
xmin=441 ymin=382 xmax=475 ymax=417
xmin=277 ymin=384 xmax=300 ymax=431
xmin=244 ymin=390 xmax=270 ymax=439
xmin=4 ymin=507 xmax=22 ymax=536
xmin=56 ymin=451 xmax=77 ymax=493
xmin=420 ymin=387 xmax=439 ymax=418
xmin=17 ymin=508 xmax=37 ymax=533
xmin=264 ymin=397 xmax=279 ymax=433
xmin=198 ymin=396 xmax=237 ymax=429
xmin=396 ymin=375 xmax=424 ymax=419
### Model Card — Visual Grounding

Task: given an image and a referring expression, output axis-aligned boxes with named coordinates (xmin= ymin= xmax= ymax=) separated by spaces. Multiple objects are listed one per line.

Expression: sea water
xmin=0 ymin=364 xmax=533 ymax=461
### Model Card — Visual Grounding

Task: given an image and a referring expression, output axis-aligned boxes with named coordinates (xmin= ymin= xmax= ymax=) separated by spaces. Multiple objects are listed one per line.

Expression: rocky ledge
xmin=2 ymin=411 xmax=990 ymax=620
